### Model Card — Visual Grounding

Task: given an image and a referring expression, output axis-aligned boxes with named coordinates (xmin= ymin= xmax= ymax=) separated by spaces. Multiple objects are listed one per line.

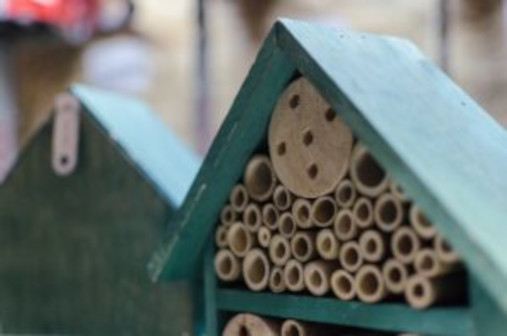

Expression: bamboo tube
xmin=359 ymin=230 xmax=387 ymax=263
xmin=331 ymin=270 xmax=356 ymax=301
xmin=334 ymin=178 xmax=357 ymax=209
xmin=243 ymin=248 xmax=271 ymax=291
xmin=244 ymin=203 xmax=262 ymax=233
xmin=227 ymin=222 xmax=254 ymax=258
xmin=273 ymin=185 xmax=293 ymax=211
xmin=281 ymin=319 xmax=318 ymax=336
xmin=220 ymin=204 xmax=237 ymax=227
xmin=405 ymin=274 xmax=466 ymax=309
xmin=292 ymin=198 xmax=313 ymax=229
xmin=284 ymin=259 xmax=305 ymax=292
xmin=269 ymin=234 xmax=291 ymax=266
xmin=391 ymin=227 xmax=421 ymax=264
xmin=269 ymin=266 xmax=286 ymax=293
xmin=283 ymin=259 xmax=305 ymax=292
xmin=374 ymin=193 xmax=403 ymax=233
xmin=349 ymin=143 xmax=389 ymax=198
xmin=214 ymin=249 xmax=241 ymax=282
xmin=340 ymin=241 xmax=363 ymax=273
xmin=290 ymin=231 xmax=318 ymax=263
xmin=355 ymin=265 xmax=388 ymax=303
xmin=268 ymin=77 xmax=353 ymax=199
xmin=409 ymin=205 xmax=437 ymax=240
xmin=258 ymin=227 xmax=272 ymax=248
xmin=230 ymin=184 xmax=249 ymax=213
xmin=215 ymin=225 xmax=228 ymax=248
xmin=262 ymin=203 xmax=279 ymax=231
xmin=223 ymin=313 xmax=280 ymax=336
xmin=316 ymin=229 xmax=340 ymax=260
xmin=334 ymin=209 xmax=358 ymax=241
xmin=382 ymin=259 xmax=408 ymax=295
xmin=244 ymin=155 xmax=277 ymax=202
xmin=414 ymin=248 xmax=460 ymax=278
xmin=389 ymin=180 xmax=409 ymax=203
xmin=303 ymin=260 xmax=336 ymax=296
xmin=278 ymin=212 xmax=297 ymax=238
xmin=353 ymin=197 xmax=374 ymax=229
xmin=434 ymin=234 xmax=460 ymax=264
xmin=311 ymin=196 xmax=338 ymax=228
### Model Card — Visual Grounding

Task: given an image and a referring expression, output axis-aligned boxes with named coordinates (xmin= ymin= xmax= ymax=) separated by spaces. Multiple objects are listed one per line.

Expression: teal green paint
xmin=0 ymin=89 xmax=198 ymax=334
xmin=216 ymin=290 xmax=472 ymax=335
xmin=148 ymin=28 xmax=297 ymax=281
xmin=151 ymin=19 xmax=507 ymax=318
xmin=276 ymin=19 xmax=507 ymax=314
xmin=470 ymin=278 xmax=507 ymax=335
xmin=71 ymin=85 xmax=201 ymax=208
xmin=204 ymin=242 xmax=218 ymax=336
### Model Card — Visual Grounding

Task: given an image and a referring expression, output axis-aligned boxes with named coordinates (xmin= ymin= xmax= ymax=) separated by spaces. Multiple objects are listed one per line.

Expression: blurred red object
xmin=1 ymin=0 xmax=99 ymax=42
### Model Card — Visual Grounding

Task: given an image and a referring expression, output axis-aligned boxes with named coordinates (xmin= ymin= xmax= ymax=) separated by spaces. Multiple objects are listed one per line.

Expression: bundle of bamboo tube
xmin=222 ymin=313 xmax=407 ymax=335
xmin=214 ymin=77 xmax=466 ymax=310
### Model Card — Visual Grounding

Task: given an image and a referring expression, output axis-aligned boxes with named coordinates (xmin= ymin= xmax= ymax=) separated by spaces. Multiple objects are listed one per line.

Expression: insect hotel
xmin=0 ymin=86 xmax=200 ymax=334
xmin=150 ymin=19 xmax=507 ymax=335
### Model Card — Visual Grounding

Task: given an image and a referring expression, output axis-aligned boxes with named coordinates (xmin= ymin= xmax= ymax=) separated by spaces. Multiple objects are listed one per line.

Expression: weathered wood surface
xmin=0 ymin=88 xmax=198 ymax=334
xmin=150 ymin=19 xmax=507 ymax=318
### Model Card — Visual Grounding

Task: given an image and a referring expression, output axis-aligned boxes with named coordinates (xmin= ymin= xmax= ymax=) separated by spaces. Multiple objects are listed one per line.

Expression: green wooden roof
xmin=71 ymin=85 xmax=201 ymax=208
xmin=149 ymin=19 xmax=507 ymax=314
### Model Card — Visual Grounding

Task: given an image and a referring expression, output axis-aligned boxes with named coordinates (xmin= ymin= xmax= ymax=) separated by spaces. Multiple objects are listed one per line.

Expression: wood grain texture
xmin=216 ymin=289 xmax=473 ymax=335
xmin=0 ymin=91 xmax=197 ymax=334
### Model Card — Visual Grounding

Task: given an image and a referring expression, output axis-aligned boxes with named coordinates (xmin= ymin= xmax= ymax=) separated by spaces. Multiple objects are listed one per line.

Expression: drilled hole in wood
xmin=325 ymin=108 xmax=336 ymax=122
xmin=60 ymin=156 xmax=69 ymax=166
xmin=302 ymin=129 xmax=314 ymax=146
xmin=277 ymin=142 xmax=287 ymax=156
xmin=289 ymin=94 xmax=300 ymax=109
xmin=307 ymin=163 xmax=319 ymax=180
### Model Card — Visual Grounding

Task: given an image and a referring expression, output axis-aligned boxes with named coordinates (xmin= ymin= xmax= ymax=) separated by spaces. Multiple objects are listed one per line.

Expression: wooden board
xmin=150 ymin=18 xmax=507 ymax=317
xmin=216 ymin=289 xmax=472 ymax=335
xmin=0 ymin=88 xmax=199 ymax=334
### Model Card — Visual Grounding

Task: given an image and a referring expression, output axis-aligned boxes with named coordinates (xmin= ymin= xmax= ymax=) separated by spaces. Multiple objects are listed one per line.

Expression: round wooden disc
xmin=268 ymin=77 xmax=353 ymax=198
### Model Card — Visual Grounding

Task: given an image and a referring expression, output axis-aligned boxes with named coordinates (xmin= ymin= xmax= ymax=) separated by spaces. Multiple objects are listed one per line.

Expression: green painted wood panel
xmin=150 ymin=18 xmax=507 ymax=317
xmin=216 ymin=289 xmax=472 ymax=335
xmin=470 ymin=278 xmax=507 ymax=335
xmin=0 ymin=114 xmax=192 ymax=334
xmin=71 ymin=85 xmax=201 ymax=208
xmin=148 ymin=29 xmax=297 ymax=281
xmin=276 ymin=19 xmax=507 ymax=314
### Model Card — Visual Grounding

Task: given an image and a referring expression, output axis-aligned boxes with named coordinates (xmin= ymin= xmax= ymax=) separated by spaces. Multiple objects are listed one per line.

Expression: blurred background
xmin=0 ymin=0 xmax=505 ymax=334
xmin=1 ymin=0 xmax=507 ymax=171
